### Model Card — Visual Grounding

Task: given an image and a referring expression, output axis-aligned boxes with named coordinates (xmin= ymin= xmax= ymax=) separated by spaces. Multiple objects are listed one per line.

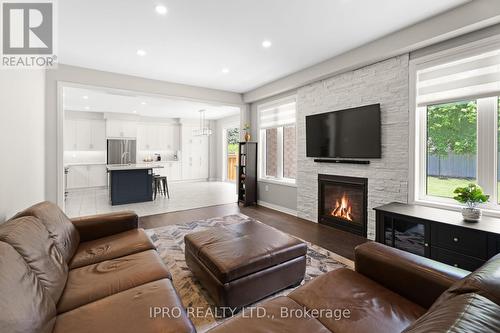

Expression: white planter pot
xmin=461 ymin=207 xmax=482 ymax=222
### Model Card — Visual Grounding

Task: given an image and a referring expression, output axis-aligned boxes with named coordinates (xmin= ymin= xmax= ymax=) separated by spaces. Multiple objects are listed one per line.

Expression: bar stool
xmin=153 ymin=175 xmax=170 ymax=199
xmin=159 ymin=176 xmax=170 ymax=199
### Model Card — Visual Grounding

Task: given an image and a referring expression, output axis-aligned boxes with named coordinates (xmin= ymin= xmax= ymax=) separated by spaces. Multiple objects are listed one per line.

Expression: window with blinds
xmin=412 ymin=42 xmax=500 ymax=208
xmin=258 ymin=99 xmax=296 ymax=129
xmin=417 ymin=48 xmax=500 ymax=107
xmin=258 ymin=97 xmax=297 ymax=183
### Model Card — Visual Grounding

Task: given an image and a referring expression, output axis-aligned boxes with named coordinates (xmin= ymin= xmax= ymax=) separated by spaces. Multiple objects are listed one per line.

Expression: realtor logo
xmin=1 ymin=1 xmax=57 ymax=68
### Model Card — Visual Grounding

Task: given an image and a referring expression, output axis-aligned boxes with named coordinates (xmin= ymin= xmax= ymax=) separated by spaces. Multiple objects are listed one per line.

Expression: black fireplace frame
xmin=318 ymin=174 xmax=368 ymax=237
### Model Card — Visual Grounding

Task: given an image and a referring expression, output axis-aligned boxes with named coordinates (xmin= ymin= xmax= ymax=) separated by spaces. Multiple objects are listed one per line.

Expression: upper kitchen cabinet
xmin=138 ymin=123 xmax=180 ymax=151
xmin=106 ymin=120 xmax=137 ymax=138
xmin=64 ymin=119 xmax=106 ymax=151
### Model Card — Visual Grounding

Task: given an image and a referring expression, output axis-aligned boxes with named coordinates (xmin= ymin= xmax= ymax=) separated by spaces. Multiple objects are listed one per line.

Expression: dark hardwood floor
xmin=140 ymin=203 xmax=369 ymax=260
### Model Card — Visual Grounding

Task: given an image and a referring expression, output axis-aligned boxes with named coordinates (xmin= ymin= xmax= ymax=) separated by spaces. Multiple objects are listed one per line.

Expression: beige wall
xmin=0 ymin=70 xmax=46 ymax=221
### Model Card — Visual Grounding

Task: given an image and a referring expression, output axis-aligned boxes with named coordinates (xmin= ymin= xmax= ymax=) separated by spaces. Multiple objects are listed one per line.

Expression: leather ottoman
xmin=184 ymin=220 xmax=307 ymax=310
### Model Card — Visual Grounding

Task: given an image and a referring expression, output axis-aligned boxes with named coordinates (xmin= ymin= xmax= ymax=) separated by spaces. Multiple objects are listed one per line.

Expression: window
xmin=258 ymin=97 xmax=297 ymax=184
xmin=426 ymin=100 xmax=477 ymax=198
xmin=412 ymin=43 xmax=500 ymax=209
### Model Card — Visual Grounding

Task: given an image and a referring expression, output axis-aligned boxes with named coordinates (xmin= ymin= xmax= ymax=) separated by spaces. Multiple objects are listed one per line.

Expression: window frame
xmin=257 ymin=96 xmax=297 ymax=187
xmin=410 ymin=36 xmax=500 ymax=214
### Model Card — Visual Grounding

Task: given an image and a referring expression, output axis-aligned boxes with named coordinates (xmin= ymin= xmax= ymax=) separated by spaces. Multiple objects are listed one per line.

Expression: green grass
xmin=228 ymin=143 xmax=238 ymax=155
xmin=427 ymin=176 xmax=500 ymax=200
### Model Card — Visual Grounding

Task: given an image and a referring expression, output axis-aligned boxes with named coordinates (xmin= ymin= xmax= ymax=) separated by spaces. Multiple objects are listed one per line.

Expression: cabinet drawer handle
xmin=453 ymin=237 xmax=459 ymax=243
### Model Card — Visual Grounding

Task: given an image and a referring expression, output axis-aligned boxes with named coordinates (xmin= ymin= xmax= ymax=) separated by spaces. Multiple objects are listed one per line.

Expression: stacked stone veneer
xmin=296 ymin=54 xmax=410 ymax=240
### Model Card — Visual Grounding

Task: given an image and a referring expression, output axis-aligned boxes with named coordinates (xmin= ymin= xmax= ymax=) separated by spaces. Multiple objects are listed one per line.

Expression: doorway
xmin=225 ymin=127 xmax=239 ymax=182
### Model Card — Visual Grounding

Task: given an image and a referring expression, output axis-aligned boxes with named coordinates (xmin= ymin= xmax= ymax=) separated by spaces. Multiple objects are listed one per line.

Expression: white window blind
xmin=417 ymin=48 xmax=500 ymax=107
xmin=258 ymin=98 xmax=296 ymax=129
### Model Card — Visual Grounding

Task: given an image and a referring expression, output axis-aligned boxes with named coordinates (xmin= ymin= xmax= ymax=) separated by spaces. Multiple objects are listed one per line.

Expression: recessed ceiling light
xmin=84 ymin=106 xmax=90 ymax=110
xmin=82 ymin=95 xmax=88 ymax=100
xmin=137 ymin=49 xmax=147 ymax=56
xmin=262 ymin=40 xmax=272 ymax=48
xmin=141 ymin=101 xmax=147 ymax=105
xmin=155 ymin=5 xmax=168 ymax=15
xmin=221 ymin=68 xmax=230 ymax=74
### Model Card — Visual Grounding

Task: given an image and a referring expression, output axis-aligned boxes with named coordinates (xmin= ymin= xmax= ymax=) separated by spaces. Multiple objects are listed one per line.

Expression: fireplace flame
xmin=331 ymin=193 xmax=353 ymax=221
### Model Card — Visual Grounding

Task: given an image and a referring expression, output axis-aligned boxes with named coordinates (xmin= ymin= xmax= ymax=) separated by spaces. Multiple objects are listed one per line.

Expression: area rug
xmin=146 ymin=214 xmax=354 ymax=332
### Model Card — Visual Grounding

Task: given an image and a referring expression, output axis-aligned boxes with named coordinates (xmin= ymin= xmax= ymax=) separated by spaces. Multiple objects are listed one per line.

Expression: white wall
xmin=0 ymin=70 xmax=46 ymax=221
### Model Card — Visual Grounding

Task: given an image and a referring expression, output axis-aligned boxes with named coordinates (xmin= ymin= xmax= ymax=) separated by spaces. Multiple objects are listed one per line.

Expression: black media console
xmin=374 ymin=202 xmax=500 ymax=271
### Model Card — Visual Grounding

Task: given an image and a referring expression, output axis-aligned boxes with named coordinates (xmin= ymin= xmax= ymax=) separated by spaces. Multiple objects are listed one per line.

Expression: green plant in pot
xmin=453 ymin=183 xmax=489 ymax=222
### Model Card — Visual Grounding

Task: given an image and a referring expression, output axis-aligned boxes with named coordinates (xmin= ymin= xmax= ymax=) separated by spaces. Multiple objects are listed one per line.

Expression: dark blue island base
xmin=109 ymin=168 xmax=153 ymax=205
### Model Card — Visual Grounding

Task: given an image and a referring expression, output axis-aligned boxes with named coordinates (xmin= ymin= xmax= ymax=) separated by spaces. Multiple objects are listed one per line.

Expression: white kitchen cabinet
xmin=170 ymin=162 xmax=182 ymax=181
xmin=90 ymin=120 xmax=106 ymax=150
xmin=107 ymin=120 xmax=137 ymax=138
xmin=138 ymin=124 xmax=178 ymax=151
xmin=76 ymin=120 xmax=91 ymax=150
xmin=88 ymin=165 xmax=107 ymax=187
xmin=181 ymin=126 xmax=209 ymax=180
xmin=67 ymin=164 xmax=107 ymax=189
xmin=67 ymin=165 xmax=89 ymax=189
xmin=65 ymin=119 xmax=105 ymax=151
xmin=157 ymin=162 xmax=182 ymax=181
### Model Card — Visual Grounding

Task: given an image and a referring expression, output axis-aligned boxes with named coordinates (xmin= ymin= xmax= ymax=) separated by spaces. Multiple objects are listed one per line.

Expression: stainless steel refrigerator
xmin=107 ymin=139 xmax=137 ymax=164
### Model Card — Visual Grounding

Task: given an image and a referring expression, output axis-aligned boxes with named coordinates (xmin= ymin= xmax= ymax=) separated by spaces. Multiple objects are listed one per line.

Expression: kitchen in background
xmin=63 ymin=86 xmax=240 ymax=217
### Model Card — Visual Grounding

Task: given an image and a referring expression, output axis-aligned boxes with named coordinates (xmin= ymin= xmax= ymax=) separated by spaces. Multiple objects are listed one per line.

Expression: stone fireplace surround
xmin=296 ymin=54 xmax=410 ymax=240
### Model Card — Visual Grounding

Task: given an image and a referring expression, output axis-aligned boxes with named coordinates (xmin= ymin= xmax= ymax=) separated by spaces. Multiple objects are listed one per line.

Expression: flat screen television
xmin=306 ymin=104 xmax=381 ymax=158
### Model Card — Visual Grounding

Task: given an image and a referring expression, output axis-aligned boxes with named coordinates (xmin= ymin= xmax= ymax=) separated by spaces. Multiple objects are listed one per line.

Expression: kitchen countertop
xmin=64 ymin=162 xmax=107 ymax=167
xmin=106 ymin=163 xmax=165 ymax=171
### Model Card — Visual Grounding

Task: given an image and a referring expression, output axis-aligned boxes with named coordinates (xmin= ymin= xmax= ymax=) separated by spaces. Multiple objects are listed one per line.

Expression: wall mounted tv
xmin=306 ymin=104 xmax=381 ymax=159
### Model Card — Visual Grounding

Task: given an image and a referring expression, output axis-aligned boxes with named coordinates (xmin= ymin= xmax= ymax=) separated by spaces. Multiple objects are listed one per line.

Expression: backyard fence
xmin=427 ymin=153 xmax=476 ymax=179
xmin=227 ymin=154 xmax=238 ymax=181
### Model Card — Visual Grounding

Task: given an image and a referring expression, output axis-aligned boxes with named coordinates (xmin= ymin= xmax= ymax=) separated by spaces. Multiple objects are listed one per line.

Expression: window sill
xmin=258 ymin=178 xmax=297 ymax=188
xmin=413 ymin=199 xmax=500 ymax=219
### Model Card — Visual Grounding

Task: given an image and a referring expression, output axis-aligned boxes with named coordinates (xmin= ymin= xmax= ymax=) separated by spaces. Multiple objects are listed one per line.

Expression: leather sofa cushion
xmin=12 ymin=201 xmax=80 ymax=263
xmin=57 ymin=250 xmax=171 ymax=313
xmin=53 ymin=279 xmax=195 ymax=333
xmin=403 ymin=293 xmax=500 ymax=333
xmin=432 ymin=252 xmax=500 ymax=307
xmin=69 ymin=228 xmax=155 ymax=269
xmin=288 ymin=268 xmax=426 ymax=333
xmin=0 ymin=216 xmax=68 ymax=302
xmin=0 ymin=242 xmax=57 ymax=333
xmin=207 ymin=296 xmax=331 ymax=333
xmin=184 ymin=220 xmax=307 ymax=282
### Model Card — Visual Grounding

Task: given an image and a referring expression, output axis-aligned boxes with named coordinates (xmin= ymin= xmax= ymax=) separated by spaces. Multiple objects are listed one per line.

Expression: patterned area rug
xmin=146 ymin=214 xmax=354 ymax=332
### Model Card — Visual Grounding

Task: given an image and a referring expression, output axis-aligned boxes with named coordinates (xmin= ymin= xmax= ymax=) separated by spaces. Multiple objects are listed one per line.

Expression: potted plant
xmin=243 ymin=123 xmax=251 ymax=142
xmin=453 ymin=183 xmax=489 ymax=222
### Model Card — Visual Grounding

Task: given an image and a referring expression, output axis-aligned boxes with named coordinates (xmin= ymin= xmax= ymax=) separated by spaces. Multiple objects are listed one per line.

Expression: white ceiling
xmin=63 ymin=87 xmax=241 ymax=119
xmin=59 ymin=0 xmax=470 ymax=93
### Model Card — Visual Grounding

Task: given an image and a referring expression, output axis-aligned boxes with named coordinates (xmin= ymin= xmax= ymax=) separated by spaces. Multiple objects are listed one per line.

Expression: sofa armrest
xmin=355 ymin=242 xmax=469 ymax=308
xmin=71 ymin=211 xmax=138 ymax=242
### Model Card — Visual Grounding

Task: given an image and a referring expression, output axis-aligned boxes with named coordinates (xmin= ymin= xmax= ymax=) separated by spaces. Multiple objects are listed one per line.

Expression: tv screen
xmin=306 ymin=104 xmax=381 ymax=158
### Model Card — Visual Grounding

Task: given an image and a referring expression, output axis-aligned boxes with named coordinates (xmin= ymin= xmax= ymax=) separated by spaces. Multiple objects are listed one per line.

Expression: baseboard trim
xmin=257 ymin=200 xmax=298 ymax=217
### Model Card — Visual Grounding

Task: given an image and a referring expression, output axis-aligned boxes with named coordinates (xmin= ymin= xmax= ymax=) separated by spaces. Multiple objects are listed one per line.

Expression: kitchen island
xmin=107 ymin=164 xmax=164 ymax=205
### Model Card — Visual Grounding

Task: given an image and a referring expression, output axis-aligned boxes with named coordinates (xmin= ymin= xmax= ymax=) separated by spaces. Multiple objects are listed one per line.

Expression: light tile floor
xmin=64 ymin=181 xmax=238 ymax=218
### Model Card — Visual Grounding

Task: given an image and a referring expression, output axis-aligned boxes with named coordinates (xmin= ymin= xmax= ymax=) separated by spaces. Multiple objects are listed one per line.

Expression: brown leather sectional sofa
xmin=0 ymin=201 xmax=195 ymax=333
xmin=2 ymin=201 xmax=500 ymax=333
xmin=209 ymin=242 xmax=500 ymax=333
